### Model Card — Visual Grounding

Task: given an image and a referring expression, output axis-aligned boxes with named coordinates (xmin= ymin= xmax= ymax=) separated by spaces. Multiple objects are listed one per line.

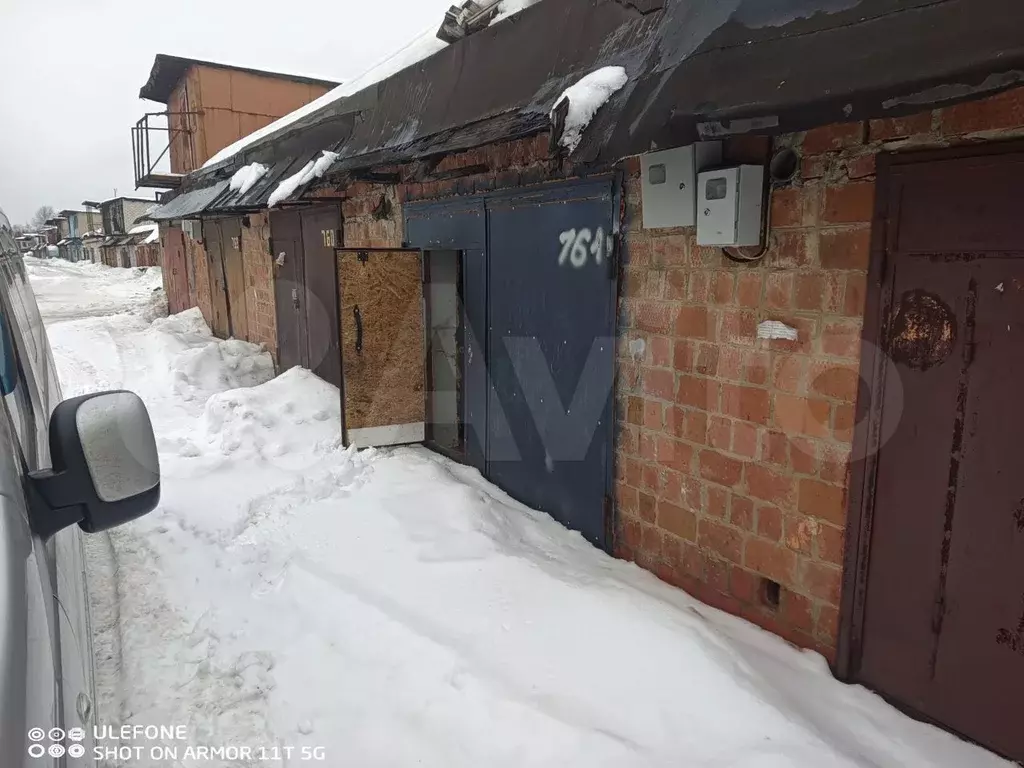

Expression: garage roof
xmin=156 ymin=0 xmax=1024 ymax=215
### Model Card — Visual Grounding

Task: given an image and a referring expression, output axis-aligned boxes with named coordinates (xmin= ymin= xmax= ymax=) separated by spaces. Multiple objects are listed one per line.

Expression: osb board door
xmin=337 ymin=249 xmax=425 ymax=448
xmin=220 ymin=218 xmax=249 ymax=341
xmin=203 ymin=220 xmax=232 ymax=339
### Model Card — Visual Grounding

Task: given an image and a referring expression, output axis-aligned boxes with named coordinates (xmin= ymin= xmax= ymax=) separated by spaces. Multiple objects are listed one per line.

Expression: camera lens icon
xmin=68 ymin=744 xmax=86 ymax=758
xmin=48 ymin=727 xmax=65 ymax=742
xmin=27 ymin=728 xmax=45 ymax=742
xmin=27 ymin=744 xmax=45 ymax=759
xmin=48 ymin=744 xmax=66 ymax=758
xmin=67 ymin=727 xmax=86 ymax=742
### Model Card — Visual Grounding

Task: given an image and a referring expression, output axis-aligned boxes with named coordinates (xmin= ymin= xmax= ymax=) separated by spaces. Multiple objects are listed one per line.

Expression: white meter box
xmin=697 ymin=165 xmax=765 ymax=247
xmin=641 ymin=142 xmax=722 ymax=229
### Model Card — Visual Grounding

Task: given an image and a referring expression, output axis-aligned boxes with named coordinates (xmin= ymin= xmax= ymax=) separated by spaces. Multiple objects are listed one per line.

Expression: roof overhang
xmin=163 ymin=0 xmax=1024 ymax=212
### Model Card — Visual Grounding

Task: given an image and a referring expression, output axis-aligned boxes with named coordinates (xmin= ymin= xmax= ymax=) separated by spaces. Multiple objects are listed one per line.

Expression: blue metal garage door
xmin=485 ymin=180 xmax=618 ymax=548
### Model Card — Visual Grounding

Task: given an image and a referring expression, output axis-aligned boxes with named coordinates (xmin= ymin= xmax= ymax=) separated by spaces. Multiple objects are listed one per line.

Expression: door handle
xmin=76 ymin=692 xmax=93 ymax=724
xmin=354 ymin=306 xmax=363 ymax=354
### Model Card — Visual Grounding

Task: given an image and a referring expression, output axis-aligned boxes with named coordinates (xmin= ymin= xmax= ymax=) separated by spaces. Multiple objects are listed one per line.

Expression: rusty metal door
xmin=162 ymin=225 xmax=190 ymax=314
xmin=855 ymin=149 xmax=1024 ymax=761
xmin=336 ymin=249 xmax=425 ymax=448
xmin=220 ymin=218 xmax=249 ymax=340
xmin=270 ymin=210 xmax=306 ymax=373
xmin=203 ymin=219 xmax=232 ymax=339
xmin=299 ymin=206 xmax=342 ymax=389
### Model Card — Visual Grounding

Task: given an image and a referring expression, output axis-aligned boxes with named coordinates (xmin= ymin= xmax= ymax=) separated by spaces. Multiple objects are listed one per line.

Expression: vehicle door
xmin=0 ymin=224 xmax=95 ymax=765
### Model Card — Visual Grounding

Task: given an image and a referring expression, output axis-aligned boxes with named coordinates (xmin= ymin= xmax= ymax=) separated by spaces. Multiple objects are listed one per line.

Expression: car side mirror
xmin=27 ymin=391 xmax=160 ymax=540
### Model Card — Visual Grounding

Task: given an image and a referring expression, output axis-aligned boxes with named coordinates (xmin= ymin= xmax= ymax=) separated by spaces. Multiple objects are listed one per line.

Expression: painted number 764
xmin=558 ymin=227 xmax=613 ymax=269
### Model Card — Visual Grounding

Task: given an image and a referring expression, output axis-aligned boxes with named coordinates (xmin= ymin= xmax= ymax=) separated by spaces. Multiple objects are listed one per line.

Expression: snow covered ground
xmin=29 ymin=257 xmax=1009 ymax=767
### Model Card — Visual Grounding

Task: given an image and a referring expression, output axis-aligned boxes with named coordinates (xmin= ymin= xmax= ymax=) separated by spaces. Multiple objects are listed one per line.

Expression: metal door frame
xmin=403 ymin=174 xmax=622 ymax=552
xmin=837 ymin=139 xmax=1024 ymax=681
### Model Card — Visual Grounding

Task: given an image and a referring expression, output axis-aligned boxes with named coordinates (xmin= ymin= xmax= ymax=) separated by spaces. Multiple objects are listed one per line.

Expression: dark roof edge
xmin=165 ymin=0 xmax=1024 ymax=210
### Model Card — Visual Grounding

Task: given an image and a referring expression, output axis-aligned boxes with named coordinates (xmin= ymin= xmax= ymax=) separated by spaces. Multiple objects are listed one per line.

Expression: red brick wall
xmin=318 ymin=134 xmax=559 ymax=250
xmin=614 ymin=85 xmax=1024 ymax=660
xmin=240 ymin=212 xmax=279 ymax=361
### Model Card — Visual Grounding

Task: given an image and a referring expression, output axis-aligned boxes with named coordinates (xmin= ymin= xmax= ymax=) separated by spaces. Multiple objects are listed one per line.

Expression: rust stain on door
xmin=888 ymin=289 xmax=958 ymax=371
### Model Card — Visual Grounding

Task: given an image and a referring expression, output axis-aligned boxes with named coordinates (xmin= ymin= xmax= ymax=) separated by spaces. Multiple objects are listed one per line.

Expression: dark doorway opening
xmin=424 ymin=249 xmax=464 ymax=458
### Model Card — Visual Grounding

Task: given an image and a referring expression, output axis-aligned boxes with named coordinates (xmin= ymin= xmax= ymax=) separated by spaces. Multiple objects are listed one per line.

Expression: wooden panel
xmin=161 ymin=225 xmax=189 ymax=314
xmin=203 ymin=220 xmax=231 ymax=339
xmin=227 ymin=72 xmax=329 ymax=118
xmin=202 ymin=109 xmax=244 ymax=164
xmin=220 ymin=218 xmax=248 ymax=340
xmin=196 ymin=64 xmax=232 ymax=110
xmin=337 ymin=249 xmax=425 ymax=445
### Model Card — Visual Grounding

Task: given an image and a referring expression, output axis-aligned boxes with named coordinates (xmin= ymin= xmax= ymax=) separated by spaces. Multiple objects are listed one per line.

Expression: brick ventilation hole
xmin=760 ymin=578 xmax=782 ymax=611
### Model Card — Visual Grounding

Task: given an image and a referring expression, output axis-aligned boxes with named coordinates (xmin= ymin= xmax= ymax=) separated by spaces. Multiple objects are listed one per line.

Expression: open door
xmin=203 ymin=219 xmax=231 ymax=339
xmin=220 ymin=218 xmax=249 ymax=341
xmin=337 ymin=248 xmax=425 ymax=448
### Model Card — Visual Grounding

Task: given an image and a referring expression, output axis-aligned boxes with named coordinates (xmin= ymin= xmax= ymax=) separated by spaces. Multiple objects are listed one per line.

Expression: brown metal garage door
xmin=850 ymin=146 xmax=1024 ymax=761
xmin=269 ymin=205 xmax=342 ymax=390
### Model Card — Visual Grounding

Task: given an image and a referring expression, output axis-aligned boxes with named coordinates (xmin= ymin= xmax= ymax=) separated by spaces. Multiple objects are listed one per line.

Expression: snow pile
xmin=201 ymin=367 xmax=341 ymax=463
xmin=129 ymin=223 xmax=160 ymax=244
xmin=267 ymin=151 xmax=339 ymax=208
xmin=494 ymin=0 xmax=543 ymax=22
xmin=170 ymin=336 xmax=275 ymax=403
xmin=552 ymin=66 xmax=629 ymax=152
xmin=229 ymin=162 xmax=269 ymax=195
xmin=27 ymin=258 xmax=1011 ymax=768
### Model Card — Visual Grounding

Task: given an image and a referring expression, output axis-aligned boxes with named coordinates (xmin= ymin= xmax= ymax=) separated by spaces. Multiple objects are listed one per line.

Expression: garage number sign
xmin=322 ymin=229 xmax=337 ymax=248
xmin=558 ymin=227 xmax=612 ymax=269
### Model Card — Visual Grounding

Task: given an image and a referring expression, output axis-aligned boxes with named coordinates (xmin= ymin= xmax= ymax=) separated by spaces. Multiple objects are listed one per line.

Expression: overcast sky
xmin=0 ymin=0 xmax=453 ymax=224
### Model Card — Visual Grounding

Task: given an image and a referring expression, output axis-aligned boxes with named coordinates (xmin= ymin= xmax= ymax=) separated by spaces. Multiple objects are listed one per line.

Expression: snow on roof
xmin=230 ymin=162 xmax=269 ymax=196
xmin=551 ymin=66 xmax=629 ymax=153
xmin=129 ymin=223 xmax=161 ymax=244
xmin=202 ymin=0 xmax=544 ymax=170
xmin=267 ymin=152 xmax=338 ymax=208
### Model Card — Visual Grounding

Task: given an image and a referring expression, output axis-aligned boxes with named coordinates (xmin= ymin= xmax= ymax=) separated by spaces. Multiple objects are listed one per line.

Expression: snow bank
xmin=267 ymin=151 xmax=338 ymax=208
xmin=229 ymin=162 xmax=269 ymax=195
xmin=129 ymin=223 xmax=160 ymax=244
xmin=552 ymin=66 xmax=629 ymax=152
xmin=201 ymin=367 xmax=342 ymax=464
xmin=27 ymin=258 xmax=1011 ymax=768
xmin=170 ymin=337 xmax=275 ymax=403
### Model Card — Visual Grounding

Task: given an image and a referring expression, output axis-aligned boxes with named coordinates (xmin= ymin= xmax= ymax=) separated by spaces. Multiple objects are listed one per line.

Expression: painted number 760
xmin=558 ymin=228 xmax=612 ymax=269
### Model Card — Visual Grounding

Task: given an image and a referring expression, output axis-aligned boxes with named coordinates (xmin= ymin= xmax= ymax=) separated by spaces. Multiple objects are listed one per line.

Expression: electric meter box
xmin=641 ymin=142 xmax=723 ymax=229
xmin=697 ymin=165 xmax=765 ymax=247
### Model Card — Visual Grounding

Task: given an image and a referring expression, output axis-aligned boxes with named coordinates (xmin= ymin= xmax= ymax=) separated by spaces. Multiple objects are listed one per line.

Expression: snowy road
xmin=30 ymin=257 xmax=1008 ymax=768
